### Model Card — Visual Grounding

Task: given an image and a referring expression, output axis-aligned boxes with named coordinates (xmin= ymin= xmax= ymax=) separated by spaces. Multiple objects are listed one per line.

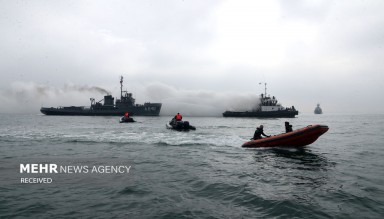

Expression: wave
xmin=0 ymin=131 xmax=246 ymax=148
xmin=155 ymin=141 xmax=209 ymax=147
xmin=119 ymin=186 xmax=152 ymax=196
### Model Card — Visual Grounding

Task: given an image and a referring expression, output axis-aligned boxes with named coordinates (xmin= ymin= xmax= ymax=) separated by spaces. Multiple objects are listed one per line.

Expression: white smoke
xmin=144 ymin=82 xmax=260 ymax=116
xmin=0 ymin=81 xmax=111 ymax=113
xmin=0 ymin=81 xmax=260 ymax=115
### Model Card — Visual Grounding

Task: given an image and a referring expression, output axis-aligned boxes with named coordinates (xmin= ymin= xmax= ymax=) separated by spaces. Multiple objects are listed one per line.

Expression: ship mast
xmin=259 ymin=82 xmax=267 ymax=97
xmin=120 ymin=76 xmax=123 ymax=100
xmin=264 ymin=83 xmax=267 ymax=97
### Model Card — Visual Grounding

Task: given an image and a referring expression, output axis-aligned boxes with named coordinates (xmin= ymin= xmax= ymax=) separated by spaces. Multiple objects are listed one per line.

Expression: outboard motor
xmin=183 ymin=121 xmax=190 ymax=129
xmin=176 ymin=121 xmax=183 ymax=129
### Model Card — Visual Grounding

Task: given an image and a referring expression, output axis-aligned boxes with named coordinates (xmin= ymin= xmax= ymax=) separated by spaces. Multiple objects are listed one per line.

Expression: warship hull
xmin=314 ymin=104 xmax=322 ymax=114
xmin=223 ymin=110 xmax=298 ymax=118
xmin=40 ymin=104 xmax=161 ymax=116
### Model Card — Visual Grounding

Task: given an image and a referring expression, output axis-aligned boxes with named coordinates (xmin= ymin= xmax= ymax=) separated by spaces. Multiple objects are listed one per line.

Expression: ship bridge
xmin=260 ymin=94 xmax=284 ymax=111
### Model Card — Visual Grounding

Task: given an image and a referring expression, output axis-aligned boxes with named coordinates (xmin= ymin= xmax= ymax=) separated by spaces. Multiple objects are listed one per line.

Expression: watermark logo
xmin=0 ymin=159 xmax=134 ymax=186
xmin=19 ymin=164 xmax=132 ymax=174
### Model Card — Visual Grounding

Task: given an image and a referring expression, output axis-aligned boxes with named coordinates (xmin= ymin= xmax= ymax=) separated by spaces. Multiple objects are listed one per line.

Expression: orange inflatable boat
xmin=242 ymin=124 xmax=329 ymax=148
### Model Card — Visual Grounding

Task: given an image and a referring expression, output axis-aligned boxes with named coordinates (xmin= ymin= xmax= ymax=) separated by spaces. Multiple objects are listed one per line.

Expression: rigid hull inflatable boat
xmin=242 ymin=124 xmax=329 ymax=148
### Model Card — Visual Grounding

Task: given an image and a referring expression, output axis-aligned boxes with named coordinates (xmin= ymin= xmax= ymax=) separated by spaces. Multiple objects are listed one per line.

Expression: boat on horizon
xmin=314 ymin=103 xmax=323 ymax=114
xmin=223 ymin=83 xmax=298 ymax=118
xmin=40 ymin=76 xmax=162 ymax=116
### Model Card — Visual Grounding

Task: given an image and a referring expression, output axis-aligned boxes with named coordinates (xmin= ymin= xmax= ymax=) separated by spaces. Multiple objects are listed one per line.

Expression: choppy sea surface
xmin=0 ymin=113 xmax=383 ymax=218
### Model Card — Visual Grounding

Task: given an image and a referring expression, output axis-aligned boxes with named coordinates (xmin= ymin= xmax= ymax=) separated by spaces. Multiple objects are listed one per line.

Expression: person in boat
xmin=175 ymin=113 xmax=182 ymax=121
xmin=285 ymin=122 xmax=293 ymax=133
xmin=170 ymin=113 xmax=183 ymax=126
xmin=121 ymin=112 xmax=132 ymax=122
xmin=252 ymin=125 xmax=270 ymax=140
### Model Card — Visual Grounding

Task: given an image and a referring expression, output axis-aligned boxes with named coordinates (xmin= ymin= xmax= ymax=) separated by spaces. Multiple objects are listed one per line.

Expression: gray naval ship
xmin=223 ymin=83 xmax=298 ymax=118
xmin=40 ymin=76 xmax=162 ymax=116
xmin=314 ymin=103 xmax=323 ymax=114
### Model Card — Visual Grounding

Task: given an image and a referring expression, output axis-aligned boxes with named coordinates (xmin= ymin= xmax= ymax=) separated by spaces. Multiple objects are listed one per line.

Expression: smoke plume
xmin=144 ymin=82 xmax=260 ymax=116
xmin=0 ymin=81 xmax=111 ymax=113
xmin=0 ymin=81 xmax=261 ymax=116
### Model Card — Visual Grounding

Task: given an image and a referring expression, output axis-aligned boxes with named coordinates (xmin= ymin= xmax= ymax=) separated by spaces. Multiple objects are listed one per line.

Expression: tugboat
xmin=314 ymin=104 xmax=323 ymax=114
xmin=222 ymin=83 xmax=298 ymax=118
xmin=40 ymin=76 xmax=162 ymax=116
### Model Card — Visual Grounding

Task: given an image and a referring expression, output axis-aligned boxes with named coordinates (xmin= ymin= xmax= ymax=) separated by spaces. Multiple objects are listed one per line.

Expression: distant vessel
xmin=223 ymin=83 xmax=298 ymax=118
xmin=40 ymin=76 xmax=162 ymax=116
xmin=314 ymin=104 xmax=323 ymax=114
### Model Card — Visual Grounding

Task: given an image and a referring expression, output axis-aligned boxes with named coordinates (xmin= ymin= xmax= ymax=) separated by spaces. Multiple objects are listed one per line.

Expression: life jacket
xmin=175 ymin=114 xmax=182 ymax=121
xmin=124 ymin=112 xmax=129 ymax=117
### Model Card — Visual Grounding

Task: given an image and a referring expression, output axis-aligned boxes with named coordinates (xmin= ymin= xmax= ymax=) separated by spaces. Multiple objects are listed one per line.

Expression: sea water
xmin=0 ymin=113 xmax=383 ymax=218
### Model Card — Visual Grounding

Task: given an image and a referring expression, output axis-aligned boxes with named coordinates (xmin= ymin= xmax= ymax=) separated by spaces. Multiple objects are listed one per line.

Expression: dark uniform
xmin=285 ymin=122 xmax=293 ymax=133
xmin=253 ymin=125 xmax=270 ymax=140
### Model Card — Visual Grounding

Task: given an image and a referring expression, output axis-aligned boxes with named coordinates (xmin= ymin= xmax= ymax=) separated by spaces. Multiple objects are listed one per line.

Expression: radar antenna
xmin=120 ymin=76 xmax=123 ymax=99
xmin=259 ymin=82 xmax=267 ymax=97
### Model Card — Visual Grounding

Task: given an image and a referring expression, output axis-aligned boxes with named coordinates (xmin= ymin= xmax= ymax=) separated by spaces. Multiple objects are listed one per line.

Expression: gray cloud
xmin=0 ymin=0 xmax=383 ymax=114
xmin=278 ymin=0 xmax=332 ymax=23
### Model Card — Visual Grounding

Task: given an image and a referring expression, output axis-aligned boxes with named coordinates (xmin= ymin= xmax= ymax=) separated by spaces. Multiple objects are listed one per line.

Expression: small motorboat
xmin=242 ymin=124 xmax=328 ymax=148
xmin=119 ymin=116 xmax=135 ymax=123
xmin=166 ymin=120 xmax=196 ymax=131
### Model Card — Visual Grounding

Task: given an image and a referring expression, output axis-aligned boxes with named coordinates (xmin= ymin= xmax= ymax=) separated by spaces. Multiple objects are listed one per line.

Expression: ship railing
xmin=58 ymin=106 xmax=87 ymax=109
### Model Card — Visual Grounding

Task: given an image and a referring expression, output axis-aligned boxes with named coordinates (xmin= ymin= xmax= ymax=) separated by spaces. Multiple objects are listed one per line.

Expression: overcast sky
xmin=1 ymin=0 xmax=383 ymax=115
